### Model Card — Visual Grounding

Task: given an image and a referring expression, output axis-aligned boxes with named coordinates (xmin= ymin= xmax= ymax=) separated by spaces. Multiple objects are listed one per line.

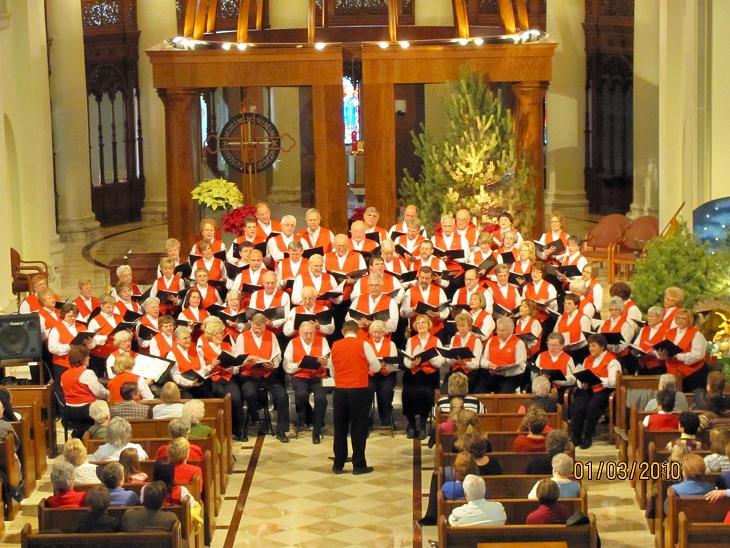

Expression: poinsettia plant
xmin=191 ymin=178 xmax=244 ymax=211
xmin=349 ymin=207 xmax=365 ymax=223
xmin=221 ymin=205 xmax=257 ymax=236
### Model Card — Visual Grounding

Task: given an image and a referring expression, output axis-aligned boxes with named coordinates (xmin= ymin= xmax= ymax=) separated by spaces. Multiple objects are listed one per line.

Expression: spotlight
xmin=399 ymin=41 xmax=410 ymax=49
xmin=222 ymin=43 xmax=232 ymax=51
xmin=172 ymin=36 xmax=184 ymax=44
xmin=473 ymin=37 xmax=484 ymax=46
xmin=314 ymin=42 xmax=326 ymax=50
xmin=237 ymin=43 xmax=248 ymax=51
xmin=378 ymin=41 xmax=390 ymax=49
xmin=457 ymin=38 xmax=469 ymax=46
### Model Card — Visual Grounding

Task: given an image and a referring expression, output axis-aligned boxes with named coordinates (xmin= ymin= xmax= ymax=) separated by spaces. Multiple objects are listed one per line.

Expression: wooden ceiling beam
xmin=452 ymin=0 xmax=470 ymax=39
xmin=497 ymin=0 xmax=517 ymax=34
xmin=515 ymin=0 xmax=530 ymax=31
xmin=308 ymin=0 xmax=317 ymax=44
xmin=206 ymin=0 xmax=218 ymax=33
xmin=193 ymin=0 xmax=208 ymax=39
xmin=387 ymin=0 xmax=399 ymax=43
xmin=183 ymin=0 xmax=197 ymax=37
xmin=237 ymin=0 xmax=251 ymax=43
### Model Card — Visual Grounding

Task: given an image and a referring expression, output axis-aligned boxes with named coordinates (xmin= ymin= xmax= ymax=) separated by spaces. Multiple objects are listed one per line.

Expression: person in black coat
xmin=75 ymin=485 xmax=120 ymax=533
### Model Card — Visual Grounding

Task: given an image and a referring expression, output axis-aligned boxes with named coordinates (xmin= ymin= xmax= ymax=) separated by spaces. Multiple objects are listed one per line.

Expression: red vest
xmin=348 ymin=238 xmax=378 ymax=254
xmin=662 ymin=307 xmax=679 ymax=330
xmin=367 ymin=336 xmax=395 ymax=376
xmin=383 ymin=256 xmax=409 ymax=274
xmin=584 ymin=351 xmax=617 ymax=393
xmin=470 ymin=250 xmax=498 ymax=275
xmin=296 ymin=270 xmax=335 ymax=298
xmin=394 ymin=234 xmax=425 ymax=255
xmin=325 ymin=251 xmax=362 ymax=274
xmin=453 ymin=287 xmax=485 ymax=306
xmin=524 ymin=281 xmax=550 ymax=303
xmin=556 ymin=311 xmax=586 ymax=345
xmin=511 ymin=260 xmax=533 ymax=276
xmin=431 ymin=233 xmax=465 ymax=276
xmin=279 ymin=258 xmax=308 ymax=283
xmin=39 ymin=307 xmax=60 ymax=331
xmin=195 ymin=285 xmax=220 ymax=310
xmin=665 ymin=326 xmax=705 ymax=378
xmin=331 ymin=336 xmax=370 ymax=388
xmin=409 ymin=285 xmax=445 ymax=333
xmin=255 ymin=220 xmax=282 ymax=242
xmin=647 ymin=413 xmax=680 ymax=431
xmin=240 ymin=331 xmax=275 ymax=379
xmin=562 ymin=252 xmax=584 ymax=267
xmin=151 ymin=333 xmax=174 ymax=357
xmin=636 ymin=325 xmax=668 ymax=370
xmin=170 ymin=344 xmax=202 ymax=374
xmin=90 ymin=313 xmax=122 ymax=358
xmin=200 ymin=341 xmax=233 ymax=381
xmin=108 ymin=371 xmax=140 ymax=403
xmin=536 ymin=351 xmax=572 ymax=375
xmin=180 ymin=307 xmax=209 ymax=325
xmin=115 ymin=300 xmax=141 ymax=316
xmin=192 ymin=258 xmax=225 ymax=281
xmin=449 ymin=333 xmax=479 ymax=374
xmin=407 ymin=334 xmax=439 ymax=375
xmin=487 ymin=336 xmax=520 ymax=367
xmin=270 ymin=234 xmax=295 ymax=256
xmin=156 ymin=275 xmax=183 ymax=292
xmin=491 ymin=284 xmax=520 ymax=311
xmin=357 ymin=274 xmax=397 ymax=296
xmin=74 ymin=296 xmax=100 ymax=320
xmin=22 ymin=294 xmax=42 ymax=312
xmin=471 ymin=309 xmax=491 ymax=336
xmin=251 ymin=290 xmax=285 ymax=311
xmin=61 ymin=367 xmax=96 ymax=405
xmin=52 ymin=322 xmax=85 ymax=368
xmin=290 ymin=335 xmax=326 ymax=379
xmin=191 ymin=239 xmax=225 ymax=256
xmin=515 ymin=317 xmax=540 ymax=355
xmin=297 ymin=227 xmax=334 ymax=253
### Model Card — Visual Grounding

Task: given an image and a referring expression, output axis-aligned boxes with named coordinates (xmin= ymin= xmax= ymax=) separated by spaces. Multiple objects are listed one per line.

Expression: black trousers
xmin=402 ymin=371 xmax=438 ymax=425
xmin=680 ymin=364 xmax=708 ymax=393
xmin=476 ymin=371 xmax=521 ymax=394
xmin=210 ymin=379 xmax=245 ymax=436
xmin=571 ymin=387 xmax=612 ymax=440
xmin=64 ymin=404 xmax=94 ymax=438
xmin=369 ymin=373 xmax=396 ymax=425
xmin=333 ymin=387 xmax=370 ymax=469
xmin=241 ymin=375 xmax=290 ymax=435
xmin=291 ymin=376 xmax=327 ymax=435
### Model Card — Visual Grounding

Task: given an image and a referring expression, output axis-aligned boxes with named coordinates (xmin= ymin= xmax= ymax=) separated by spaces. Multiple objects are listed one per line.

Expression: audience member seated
xmin=529 ymin=453 xmax=581 ymax=499
xmin=666 ymin=412 xmax=704 ymax=451
xmin=91 ymin=417 xmax=149 ymax=461
xmin=526 ymin=478 xmax=572 ymax=525
xmin=518 ymin=375 xmax=557 ymax=414
xmin=60 ymin=345 xmax=110 ymax=438
xmin=438 ymin=397 xmax=464 ymax=436
xmin=108 ymin=353 xmax=154 ymax=403
xmin=122 ymin=481 xmax=180 ymax=532
xmin=88 ymin=400 xmax=111 ymax=440
xmin=169 ymin=437 xmax=203 ymax=494
xmin=527 ymin=430 xmax=572 ymax=475
xmin=513 ymin=407 xmax=548 ymax=452
xmin=152 ymin=382 xmax=184 ymax=419
xmin=644 ymin=373 xmax=689 ymax=413
xmin=704 ymin=428 xmax=730 ymax=473
xmin=154 ymin=418 xmax=205 ymax=462
xmin=643 ymin=389 xmax=680 ymax=431
xmin=110 ymin=382 xmax=152 ymax=421
xmin=47 ymin=462 xmax=86 ymax=508
xmin=182 ymin=400 xmax=210 ymax=438
xmin=120 ymin=447 xmax=149 ymax=482
xmin=452 ymin=410 xmax=486 ymax=453
xmin=470 ymin=436 xmax=503 ymax=476
xmin=436 ymin=372 xmax=485 ymax=414
xmin=665 ymin=453 xmax=715 ymax=511
xmin=442 ymin=451 xmax=477 ymax=501
xmin=75 ymin=485 xmax=120 ymax=533
xmin=101 ymin=462 xmax=140 ymax=506
xmin=63 ymin=438 xmax=100 ymax=484
xmin=692 ymin=371 xmax=730 ymax=415
xmin=148 ymin=459 xmax=204 ymax=533
xmin=448 ymin=475 xmax=507 ymax=526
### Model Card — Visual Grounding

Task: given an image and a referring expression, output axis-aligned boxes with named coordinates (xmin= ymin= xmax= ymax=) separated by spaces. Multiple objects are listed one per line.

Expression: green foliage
xmin=191 ymin=178 xmax=243 ymax=211
xmin=632 ymin=222 xmax=730 ymax=310
xmin=400 ymin=67 xmax=534 ymax=232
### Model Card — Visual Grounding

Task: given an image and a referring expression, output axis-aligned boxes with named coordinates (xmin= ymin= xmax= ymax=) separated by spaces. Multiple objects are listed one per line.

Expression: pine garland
xmin=400 ymin=68 xmax=535 ymax=233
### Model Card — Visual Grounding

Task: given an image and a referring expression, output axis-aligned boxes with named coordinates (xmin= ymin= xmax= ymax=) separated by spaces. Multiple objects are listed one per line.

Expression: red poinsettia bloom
xmin=481 ymin=223 xmax=500 ymax=234
xmin=350 ymin=207 xmax=365 ymax=222
xmin=221 ymin=205 xmax=257 ymax=236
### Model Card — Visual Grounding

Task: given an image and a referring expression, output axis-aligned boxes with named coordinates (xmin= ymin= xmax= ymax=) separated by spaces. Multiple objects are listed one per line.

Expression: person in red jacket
xmin=525 ymin=479 xmax=571 ymax=525
xmin=47 ymin=462 xmax=86 ymax=508
xmin=168 ymin=437 xmax=203 ymax=495
xmin=512 ymin=407 xmax=548 ymax=452
xmin=643 ymin=390 xmax=680 ymax=431
xmin=328 ymin=320 xmax=381 ymax=474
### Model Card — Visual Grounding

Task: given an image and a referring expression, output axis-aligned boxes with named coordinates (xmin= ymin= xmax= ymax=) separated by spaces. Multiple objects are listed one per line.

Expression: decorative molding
xmin=56 ymin=214 xmax=102 ymax=242
xmin=141 ymin=199 xmax=168 ymax=222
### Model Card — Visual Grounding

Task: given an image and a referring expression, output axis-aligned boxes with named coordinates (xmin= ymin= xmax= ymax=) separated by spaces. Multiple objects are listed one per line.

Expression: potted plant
xmin=191 ymin=178 xmax=244 ymax=212
xmin=221 ymin=205 xmax=257 ymax=237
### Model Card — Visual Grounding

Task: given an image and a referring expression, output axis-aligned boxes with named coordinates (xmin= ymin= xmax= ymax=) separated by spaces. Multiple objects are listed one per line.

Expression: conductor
xmin=329 ymin=320 xmax=381 ymax=474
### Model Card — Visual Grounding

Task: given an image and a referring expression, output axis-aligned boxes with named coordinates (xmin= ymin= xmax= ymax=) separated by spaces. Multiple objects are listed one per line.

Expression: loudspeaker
xmin=0 ymin=314 xmax=42 ymax=360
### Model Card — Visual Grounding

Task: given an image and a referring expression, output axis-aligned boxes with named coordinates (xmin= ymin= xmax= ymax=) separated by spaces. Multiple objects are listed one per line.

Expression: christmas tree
xmin=399 ymin=68 xmax=534 ymax=232
xmin=632 ymin=222 xmax=730 ymax=310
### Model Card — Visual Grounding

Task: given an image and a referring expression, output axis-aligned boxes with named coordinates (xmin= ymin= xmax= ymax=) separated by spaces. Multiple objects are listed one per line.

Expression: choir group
xmin=20 ymin=202 xmax=708 ymax=450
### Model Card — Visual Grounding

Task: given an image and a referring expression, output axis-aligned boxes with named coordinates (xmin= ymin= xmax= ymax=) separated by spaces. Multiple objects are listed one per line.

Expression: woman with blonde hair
xmin=704 ymin=428 xmax=730 ymax=472
xmin=443 ymin=313 xmax=484 ymax=393
xmin=442 ymin=451 xmax=478 ymax=500
xmin=402 ymin=314 xmax=445 ymax=439
xmin=153 ymin=382 xmax=184 ymax=419
xmin=63 ymin=438 xmax=100 ymax=484
xmin=107 ymin=353 xmax=153 ymax=403
xmin=511 ymin=241 xmax=535 ymax=279
xmin=659 ymin=308 xmax=708 ymax=392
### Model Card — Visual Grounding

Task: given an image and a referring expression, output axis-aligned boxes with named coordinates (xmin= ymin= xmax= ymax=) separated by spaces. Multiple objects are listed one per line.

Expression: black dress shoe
xmin=406 ymin=426 xmax=416 ymax=439
xmin=352 ymin=466 xmax=374 ymax=475
xmin=417 ymin=428 xmax=427 ymax=440
xmin=418 ymin=517 xmax=436 ymax=526
xmin=277 ymin=433 xmax=289 ymax=444
xmin=580 ymin=437 xmax=592 ymax=450
xmin=312 ymin=433 xmax=321 ymax=444
xmin=331 ymin=465 xmax=345 ymax=474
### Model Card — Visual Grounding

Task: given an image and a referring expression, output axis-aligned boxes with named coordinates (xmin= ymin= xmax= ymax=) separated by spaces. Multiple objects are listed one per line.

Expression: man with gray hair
xmin=448 ymin=475 xmax=506 ymax=526
xmin=644 ymin=373 xmax=689 ymax=412
xmin=479 ymin=316 xmax=527 ymax=393
xmin=267 ymin=215 xmax=298 ymax=262
xmin=47 ymin=462 xmax=86 ymax=507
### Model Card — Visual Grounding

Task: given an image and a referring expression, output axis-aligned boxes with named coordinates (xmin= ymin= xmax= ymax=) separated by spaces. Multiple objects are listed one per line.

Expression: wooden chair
xmin=20 ymin=522 xmax=181 ymax=548
xmin=665 ymin=492 xmax=730 ymax=547
xmin=15 ymin=401 xmax=48 ymax=479
xmin=0 ymin=431 xmax=21 ymax=520
xmin=610 ymin=218 xmax=659 ymax=281
xmin=8 ymin=382 xmax=58 ymax=458
xmin=439 ymin=493 xmax=587 ymax=524
xmin=437 ymin=513 xmax=598 ymax=548
xmin=613 ymin=371 xmax=662 ymax=458
xmin=109 ymin=252 xmax=165 ymax=286
xmin=678 ymin=511 xmax=730 ymax=547
xmin=435 ymin=411 xmax=564 ymax=432
xmin=10 ymin=248 xmax=48 ymax=306
xmin=10 ymin=414 xmax=36 ymax=497
xmin=437 ymin=449 xmax=576 ymax=474
xmin=583 ymin=221 xmax=625 ymax=282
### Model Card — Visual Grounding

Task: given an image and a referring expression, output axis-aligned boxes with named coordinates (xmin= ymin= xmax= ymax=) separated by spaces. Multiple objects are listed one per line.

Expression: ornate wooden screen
xmin=584 ymin=0 xmax=634 ymax=214
xmin=467 ymin=0 xmax=546 ymax=31
xmin=315 ymin=0 xmax=414 ymax=26
xmin=82 ymin=0 xmax=145 ymax=225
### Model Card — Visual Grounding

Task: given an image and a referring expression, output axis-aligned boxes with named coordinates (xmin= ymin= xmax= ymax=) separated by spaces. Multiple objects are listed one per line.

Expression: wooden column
xmin=513 ymin=81 xmax=548 ymax=236
xmin=312 ymin=84 xmax=348 ymax=233
xmin=159 ymin=88 xmax=198 ymax=252
xmin=363 ymin=83 xmax=397 ymax=228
